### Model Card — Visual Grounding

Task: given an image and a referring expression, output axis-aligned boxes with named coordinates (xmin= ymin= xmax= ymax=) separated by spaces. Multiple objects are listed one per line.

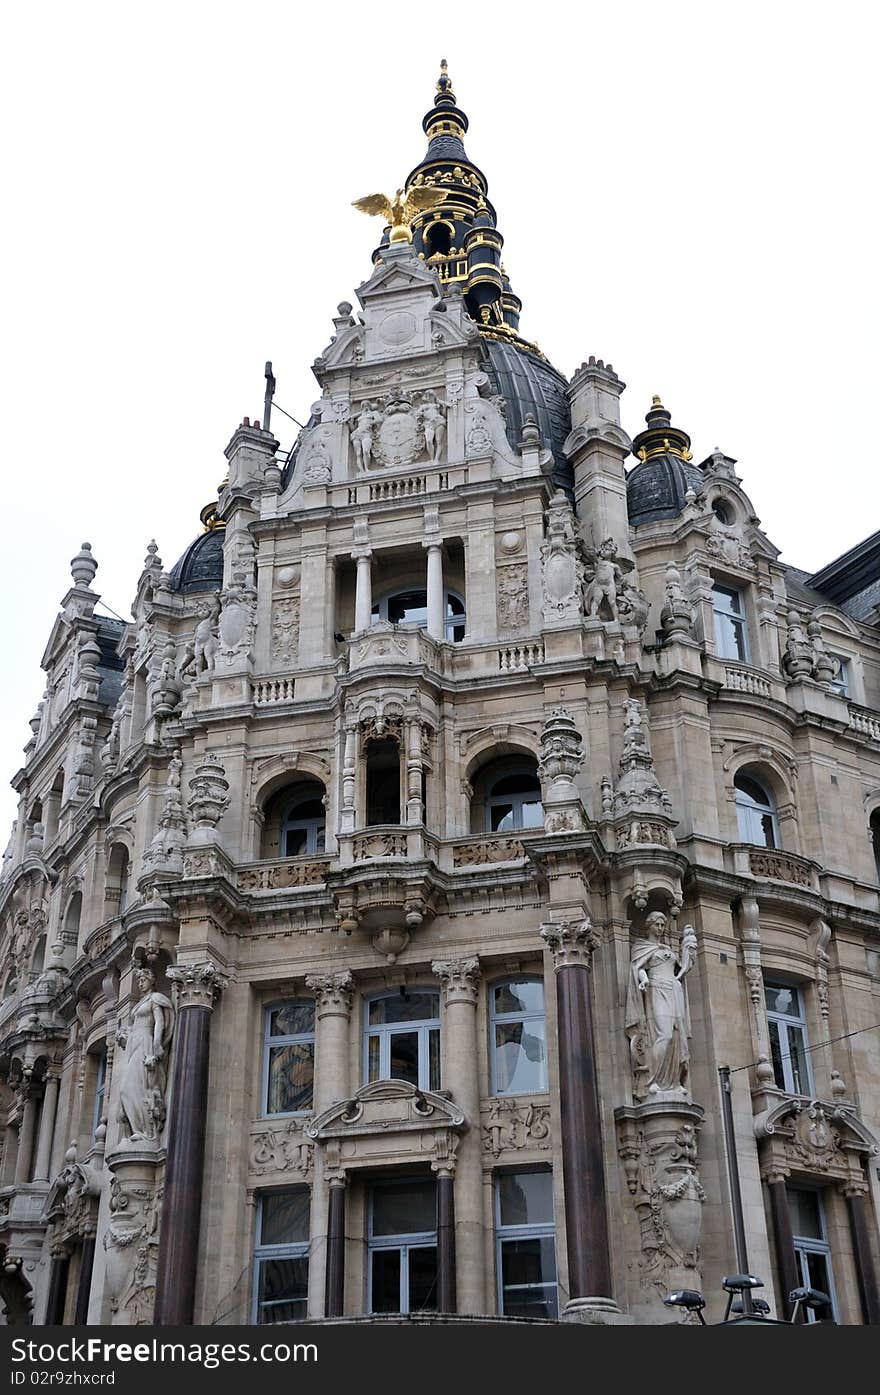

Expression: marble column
xmin=325 ymin=1179 xmax=346 ymax=1318
xmin=74 ymin=1235 xmax=96 ymax=1326
xmin=304 ymin=971 xmax=354 ymax=1318
xmin=154 ymin=962 xmax=226 ymax=1326
xmin=353 ymin=549 xmax=373 ymax=633
xmin=45 ymin=1249 xmax=70 ymax=1325
xmin=766 ymin=1172 xmax=800 ymax=1321
xmin=844 ymin=1185 xmax=880 ymax=1325
xmin=436 ymin=1170 xmax=456 ymax=1313
xmin=424 ymin=540 xmax=445 ymax=641
xmin=541 ymin=920 xmax=619 ymax=1318
xmin=33 ymin=1071 xmax=60 ymax=1183
xmin=14 ymin=1081 xmax=36 ymax=1184
xmin=432 ymin=957 xmax=482 ymax=1313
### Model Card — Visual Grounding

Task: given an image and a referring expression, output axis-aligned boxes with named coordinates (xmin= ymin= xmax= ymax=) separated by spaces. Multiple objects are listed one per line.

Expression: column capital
xmin=841 ymin=1179 xmax=870 ymax=1199
xmin=432 ymin=956 xmax=481 ymax=1004
xmin=764 ymin=1166 xmax=791 ymax=1186
xmin=168 ymin=960 xmax=229 ymax=1010
xmin=422 ymin=537 xmax=443 ymax=552
xmin=351 ymin=547 xmax=373 ymax=563
xmin=305 ymin=970 xmax=355 ymax=1017
xmin=541 ymin=918 xmax=597 ymax=971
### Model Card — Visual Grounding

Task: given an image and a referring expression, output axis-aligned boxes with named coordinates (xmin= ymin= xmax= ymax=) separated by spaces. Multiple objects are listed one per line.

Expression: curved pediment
xmin=306 ymin=1079 xmax=465 ymax=1140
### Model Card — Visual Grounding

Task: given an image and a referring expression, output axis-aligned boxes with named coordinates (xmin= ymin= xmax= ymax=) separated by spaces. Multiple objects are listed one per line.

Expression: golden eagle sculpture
xmin=352 ymin=186 xmax=446 ymax=244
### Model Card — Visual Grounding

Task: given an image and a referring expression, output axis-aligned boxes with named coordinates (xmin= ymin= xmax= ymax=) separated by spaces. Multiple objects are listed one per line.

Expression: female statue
xmin=116 ymin=967 xmax=174 ymax=1141
xmin=625 ymin=911 xmax=697 ymax=1097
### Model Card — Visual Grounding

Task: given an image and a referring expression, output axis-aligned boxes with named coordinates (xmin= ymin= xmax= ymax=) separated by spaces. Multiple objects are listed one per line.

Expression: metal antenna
xmin=263 ymin=361 xmax=276 ymax=433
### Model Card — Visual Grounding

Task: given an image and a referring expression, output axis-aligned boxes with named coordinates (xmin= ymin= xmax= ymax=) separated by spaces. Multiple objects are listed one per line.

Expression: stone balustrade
xmin=848 ymin=703 xmax=880 ymax=743
xmin=724 ymin=664 xmax=773 ymax=699
xmin=498 ymin=641 xmax=544 ymax=673
xmin=747 ymin=847 xmax=817 ymax=888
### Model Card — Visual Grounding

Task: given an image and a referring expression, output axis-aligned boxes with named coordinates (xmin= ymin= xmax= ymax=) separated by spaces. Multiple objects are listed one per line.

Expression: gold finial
xmin=652 ymin=394 xmax=663 ymax=407
xmin=352 ymin=186 xmax=446 ymax=244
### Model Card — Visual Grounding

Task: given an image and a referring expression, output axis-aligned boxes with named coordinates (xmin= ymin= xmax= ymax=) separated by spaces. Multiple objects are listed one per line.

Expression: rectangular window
xmin=91 ymin=1046 xmax=107 ymax=1138
xmin=788 ymin=1187 xmax=839 ymax=1323
xmin=368 ymin=1178 xmax=438 ymax=1315
xmin=252 ymin=1188 xmax=310 ymax=1324
xmin=365 ymin=992 xmax=441 ymax=1092
xmin=764 ymin=980 xmax=812 ymax=1095
xmin=263 ymin=1001 xmax=315 ymax=1116
xmin=712 ymin=583 xmax=749 ymax=661
xmin=495 ymin=1169 xmax=558 ymax=1319
xmin=490 ymin=979 xmax=548 ymax=1096
xmin=828 ymin=655 xmax=850 ymax=697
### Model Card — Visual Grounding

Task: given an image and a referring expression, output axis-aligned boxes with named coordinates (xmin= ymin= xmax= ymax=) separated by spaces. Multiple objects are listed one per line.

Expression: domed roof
xmin=483 ymin=339 xmax=573 ymax=493
xmin=168 ymin=528 xmax=225 ymax=594
xmin=626 ymin=396 xmax=703 ymax=526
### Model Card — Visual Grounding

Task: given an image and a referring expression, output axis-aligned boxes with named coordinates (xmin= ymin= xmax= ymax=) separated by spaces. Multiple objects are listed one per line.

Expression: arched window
xmin=263 ymin=1001 xmax=316 ymax=1115
xmin=364 ymin=990 xmax=440 ymax=1092
xmin=424 ymin=221 xmax=453 ymax=258
xmin=30 ymin=935 xmax=47 ymax=978
xmin=64 ymin=892 xmax=82 ymax=942
xmin=280 ymin=787 xmax=326 ymax=857
xmin=734 ymin=771 xmax=779 ymax=848
xmin=490 ymin=979 xmax=548 ymax=1095
xmin=106 ymin=844 xmax=131 ymax=918
xmin=871 ymin=810 xmax=880 ymax=883
xmin=372 ymin=588 xmax=466 ymax=643
xmin=485 ymin=767 xmax=543 ymax=833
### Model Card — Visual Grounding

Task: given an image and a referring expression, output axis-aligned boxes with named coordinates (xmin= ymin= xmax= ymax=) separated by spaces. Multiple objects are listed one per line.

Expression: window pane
xmin=760 ymin=812 xmax=777 ymax=848
xmin=804 ymin=1252 xmax=833 ymax=1315
xmin=388 ymin=1031 xmax=420 ymax=1086
xmin=490 ymin=802 xmax=515 ymax=832
xmin=500 ymin=1237 xmax=558 ymax=1317
xmin=367 ymin=1034 xmax=381 ymax=1082
xmin=260 ymin=1190 xmax=310 ymax=1246
xmin=284 ymin=827 xmax=308 ymax=856
xmin=408 ymin=1246 xmax=438 ymax=1313
xmin=765 ymin=984 xmax=796 ymax=1017
xmin=520 ymin=798 xmax=545 ymax=829
xmin=369 ymin=993 xmax=439 ymax=1025
xmin=257 ymin=1257 xmax=308 ymax=1323
xmin=494 ymin=1020 xmax=547 ymax=1094
xmin=768 ymin=1019 xmax=786 ymax=1092
xmin=714 ymin=610 xmax=747 ymax=661
xmin=269 ymin=1002 xmax=315 ymax=1037
xmin=787 ymin=1024 xmax=810 ymax=1095
xmin=428 ymin=1028 xmax=440 ymax=1091
xmin=494 ymin=980 xmax=544 ymax=1017
xmin=267 ymin=1044 xmax=314 ymax=1113
xmin=371 ymin=1249 xmax=401 ymax=1313
xmin=789 ymin=1188 xmax=823 ymax=1239
xmin=498 ymin=1170 xmax=554 ymax=1227
xmin=372 ymin=1180 xmax=437 ymax=1237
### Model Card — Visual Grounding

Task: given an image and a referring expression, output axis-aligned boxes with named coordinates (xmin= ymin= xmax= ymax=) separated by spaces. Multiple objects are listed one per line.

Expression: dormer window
xmin=712 ymin=583 xmax=748 ymax=661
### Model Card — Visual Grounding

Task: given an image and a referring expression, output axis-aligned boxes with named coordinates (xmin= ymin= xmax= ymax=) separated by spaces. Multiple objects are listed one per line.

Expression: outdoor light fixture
xmin=788 ymin=1285 xmax=832 ymax=1324
xmin=730 ymin=1296 xmax=771 ymax=1315
xmin=663 ymin=1289 xmax=706 ymax=1324
xmin=721 ymin=1274 xmax=764 ymax=1322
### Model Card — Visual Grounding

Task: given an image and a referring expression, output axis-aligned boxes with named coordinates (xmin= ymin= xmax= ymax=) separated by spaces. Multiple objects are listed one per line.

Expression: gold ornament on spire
xmin=352 ymin=186 xmax=446 ymax=244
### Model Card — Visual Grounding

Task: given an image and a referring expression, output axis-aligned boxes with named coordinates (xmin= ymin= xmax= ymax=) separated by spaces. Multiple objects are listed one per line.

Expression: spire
xmin=631 ymin=396 xmax=694 ymax=463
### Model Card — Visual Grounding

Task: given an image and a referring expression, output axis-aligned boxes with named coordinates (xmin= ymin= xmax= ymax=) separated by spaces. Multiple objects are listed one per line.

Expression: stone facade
xmin=1 ymin=67 xmax=879 ymax=1328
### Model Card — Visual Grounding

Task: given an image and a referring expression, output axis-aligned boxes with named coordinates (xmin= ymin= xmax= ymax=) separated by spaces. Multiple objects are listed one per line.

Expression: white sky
xmin=2 ymin=1 xmax=878 ymax=833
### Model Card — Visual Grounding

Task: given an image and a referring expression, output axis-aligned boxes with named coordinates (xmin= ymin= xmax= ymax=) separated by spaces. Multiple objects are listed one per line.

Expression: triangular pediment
xmin=356 ymin=250 xmax=442 ymax=306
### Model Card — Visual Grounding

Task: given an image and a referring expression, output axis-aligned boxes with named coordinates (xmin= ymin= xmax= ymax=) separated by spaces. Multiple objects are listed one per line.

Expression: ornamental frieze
xmin=481 ymin=1098 xmax=551 ymax=1160
xmin=248 ymin=1119 xmax=314 ymax=1179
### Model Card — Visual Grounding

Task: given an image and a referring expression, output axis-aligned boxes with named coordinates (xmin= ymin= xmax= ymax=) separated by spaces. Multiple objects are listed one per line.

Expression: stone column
xmin=541 ymin=920 xmax=620 ymax=1319
xmin=405 ymin=718 xmax=424 ymax=825
xmin=74 ymin=1235 xmax=96 ymax=1326
xmin=353 ymin=549 xmax=373 ymax=633
xmin=325 ymin=1179 xmax=346 ymax=1318
xmin=432 ymin=957 xmax=482 ymax=1313
xmin=304 ymin=971 xmax=354 ymax=1319
xmin=154 ymin=962 xmax=227 ymax=1326
xmin=14 ymin=1081 xmax=36 ymax=1184
xmin=45 ymin=1248 xmax=70 ymax=1325
xmin=844 ymin=1185 xmax=880 ymax=1325
xmin=436 ymin=1170 xmax=456 ymax=1313
xmin=33 ymin=1071 xmax=60 ymax=1183
xmin=424 ymin=540 xmax=445 ymax=641
xmin=766 ymin=1171 xmax=800 ymax=1322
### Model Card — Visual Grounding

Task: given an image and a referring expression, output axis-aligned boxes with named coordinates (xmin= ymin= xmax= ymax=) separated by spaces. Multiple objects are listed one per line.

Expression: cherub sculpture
xmin=584 ymin=537 xmax=633 ymax=621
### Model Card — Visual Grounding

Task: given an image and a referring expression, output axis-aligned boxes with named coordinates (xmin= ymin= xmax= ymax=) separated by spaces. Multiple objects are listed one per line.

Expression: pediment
xmin=356 ymin=251 xmax=442 ymax=305
xmin=306 ymin=1079 xmax=465 ymax=1140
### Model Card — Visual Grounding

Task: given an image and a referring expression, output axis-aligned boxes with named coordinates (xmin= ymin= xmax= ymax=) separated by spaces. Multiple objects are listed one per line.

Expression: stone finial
xmin=660 ymin=562 xmax=695 ymax=640
xmin=807 ymin=615 xmax=837 ymax=684
xmin=186 ymin=753 xmax=230 ymax=840
xmin=613 ymin=698 xmax=674 ymax=825
xmin=781 ymin=608 xmax=814 ymax=680
xmin=142 ymin=749 xmax=186 ymax=876
xmin=538 ymin=706 xmax=587 ymax=833
xmin=70 ymin=542 xmax=98 ymax=589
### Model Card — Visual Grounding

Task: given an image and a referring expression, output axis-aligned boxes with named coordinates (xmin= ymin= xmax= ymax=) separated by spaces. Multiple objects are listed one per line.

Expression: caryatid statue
xmin=351 ymin=401 xmax=381 ymax=472
xmin=625 ymin=911 xmax=697 ymax=1098
xmin=116 ymin=967 xmax=174 ymax=1142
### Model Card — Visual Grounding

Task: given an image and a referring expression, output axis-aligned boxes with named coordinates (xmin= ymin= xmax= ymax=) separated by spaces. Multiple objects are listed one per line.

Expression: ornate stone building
xmin=1 ymin=64 xmax=879 ymax=1328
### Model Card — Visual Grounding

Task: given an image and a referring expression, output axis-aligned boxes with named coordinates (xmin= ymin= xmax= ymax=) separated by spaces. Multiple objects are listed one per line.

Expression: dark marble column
xmin=325 ymin=1180 xmax=346 ymax=1318
xmin=541 ymin=920 xmax=617 ymax=1315
xmin=74 ymin=1236 xmax=96 ymax=1326
xmin=845 ymin=1187 xmax=880 ymax=1325
xmin=154 ymin=962 xmax=226 ymax=1326
xmin=45 ymin=1251 xmax=70 ymax=1326
xmin=766 ymin=1173 xmax=801 ymax=1321
xmin=437 ymin=1171 xmax=457 ymax=1313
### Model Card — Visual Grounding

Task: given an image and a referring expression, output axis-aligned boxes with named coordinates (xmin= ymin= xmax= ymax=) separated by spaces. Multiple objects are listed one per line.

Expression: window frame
xmin=764 ymin=978 xmax=813 ymax=1096
xmin=262 ymin=999 xmax=316 ymax=1118
xmin=489 ymin=977 xmax=548 ymax=1097
xmin=494 ymin=1168 xmax=559 ymax=1319
xmin=827 ymin=654 xmax=851 ymax=698
xmin=712 ymin=582 xmax=749 ymax=662
xmin=372 ymin=586 xmax=466 ymax=644
xmin=367 ymin=1177 xmax=438 ymax=1316
xmin=788 ymin=1186 xmax=840 ymax=1324
xmin=280 ymin=791 xmax=326 ymax=858
xmin=363 ymin=989 xmax=441 ymax=1093
xmin=484 ymin=765 xmax=544 ymax=834
xmin=91 ymin=1045 xmax=107 ymax=1138
xmin=734 ymin=771 xmax=780 ymax=848
xmin=251 ymin=1187 xmax=311 ymax=1325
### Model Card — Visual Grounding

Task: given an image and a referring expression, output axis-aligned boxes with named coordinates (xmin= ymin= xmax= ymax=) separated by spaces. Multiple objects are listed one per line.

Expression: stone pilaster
xmin=432 ymin=956 xmax=481 ymax=1314
xmin=304 ymin=970 xmax=354 ymax=1318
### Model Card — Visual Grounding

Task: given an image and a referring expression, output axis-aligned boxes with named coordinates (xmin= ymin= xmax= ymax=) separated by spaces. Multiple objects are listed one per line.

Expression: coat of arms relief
xmin=350 ymin=388 xmax=447 ymax=471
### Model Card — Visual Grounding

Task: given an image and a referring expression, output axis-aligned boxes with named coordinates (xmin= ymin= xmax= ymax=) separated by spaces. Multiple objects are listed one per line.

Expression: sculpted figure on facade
xmin=351 ymin=400 xmax=380 ymax=471
xmin=659 ymin=561 xmax=695 ymax=639
xmin=419 ymin=390 xmax=447 ymax=463
xmin=584 ymin=537 xmax=628 ymax=621
xmin=625 ymin=912 xmax=697 ymax=1098
xmin=115 ymin=967 xmax=174 ymax=1143
xmin=781 ymin=607 xmax=815 ymax=679
xmin=540 ymin=490 xmax=583 ymax=623
xmin=192 ymin=599 xmax=220 ymax=675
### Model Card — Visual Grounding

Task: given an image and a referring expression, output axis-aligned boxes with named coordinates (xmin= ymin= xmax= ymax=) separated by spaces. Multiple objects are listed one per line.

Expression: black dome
xmin=626 ymin=452 xmax=704 ymax=527
xmin=169 ymin=528 xmax=225 ymax=594
xmin=483 ymin=339 xmax=573 ymax=493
